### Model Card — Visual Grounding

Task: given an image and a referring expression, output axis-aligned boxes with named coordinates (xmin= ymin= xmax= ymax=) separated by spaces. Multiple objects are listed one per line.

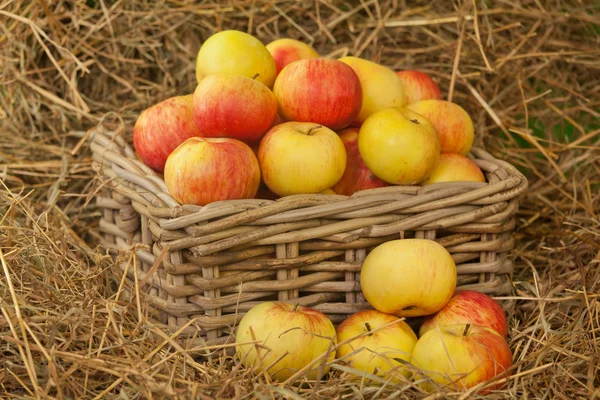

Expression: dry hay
xmin=1 ymin=0 xmax=599 ymax=398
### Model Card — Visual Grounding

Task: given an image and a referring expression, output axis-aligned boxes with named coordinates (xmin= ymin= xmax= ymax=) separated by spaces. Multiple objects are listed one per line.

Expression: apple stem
xmin=463 ymin=323 xmax=471 ymax=336
xmin=365 ymin=322 xmax=372 ymax=332
xmin=292 ymin=303 xmax=299 ymax=312
xmin=306 ymin=125 xmax=323 ymax=136
xmin=252 ymin=73 xmax=260 ymax=80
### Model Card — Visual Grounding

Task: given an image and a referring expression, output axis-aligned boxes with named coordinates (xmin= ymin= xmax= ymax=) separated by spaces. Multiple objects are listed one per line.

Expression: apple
xmin=395 ymin=70 xmax=442 ymax=105
xmin=195 ymin=30 xmax=277 ymax=88
xmin=273 ymin=58 xmax=362 ymax=130
xmin=331 ymin=128 xmax=389 ymax=196
xmin=192 ymin=74 xmax=277 ymax=142
xmin=338 ymin=56 xmax=405 ymax=125
xmin=419 ymin=290 xmax=508 ymax=338
xmin=357 ymin=107 xmax=441 ymax=185
xmin=266 ymin=38 xmax=320 ymax=75
xmin=407 ymin=99 xmax=474 ymax=155
xmin=133 ymin=95 xmax=203 ymax=173
xmin=235 ymin=302 xmax=337 ymax=381
xmin=164 ymin=137 xmax=260 ymax=206
xmin=421 ymin=153 xmax=486 ymax=185
xmin=411 ymin=324 xmax=512 ymax=393
xmin=360 ymin=239 xmax=456 ymax=318
xmin=319 ymin=188 xmax=336 ymax=195
xmin=336 ymin=310 xmax=418 ymax=381
xmin=258 ymin=122 xmax=347 ymax=196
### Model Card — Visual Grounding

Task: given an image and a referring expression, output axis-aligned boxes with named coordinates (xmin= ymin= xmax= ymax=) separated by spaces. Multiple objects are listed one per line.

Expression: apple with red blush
xmin=133 ymin=94 xmax=203 ymax=173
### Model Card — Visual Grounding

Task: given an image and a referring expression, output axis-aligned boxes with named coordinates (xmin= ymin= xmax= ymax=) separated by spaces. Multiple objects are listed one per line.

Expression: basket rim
xmin=86 ymin=123 xmax=528 ymax=257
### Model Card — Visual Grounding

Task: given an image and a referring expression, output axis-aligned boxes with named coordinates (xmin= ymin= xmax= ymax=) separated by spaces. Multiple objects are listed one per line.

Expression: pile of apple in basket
xmin=133 ymin=30 xmax=512 ymax=392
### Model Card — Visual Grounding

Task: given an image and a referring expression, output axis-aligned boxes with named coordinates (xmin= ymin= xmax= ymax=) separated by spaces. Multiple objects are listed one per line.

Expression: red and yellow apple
xmin=273 ymin=58 xmax=362 ymax=130
xmin=411 ymin=324 xmax=512 ymax=393
xmin=419 ymin=290 xmax=508 ymax=338
xmin=164 ymin=137 xmax=260 ymax=206
xmin=357 ymin=107 xmax=441 ymax=185
xmin=395 ymin=70 xmax=442 ymax=105
xmin=258 ymin=122 xmax=347 ymax=196
xmin=360 ymin=239 xmax=456 ymax=318
xmin=133 ymin=95 xmax=203 ymax=173
xmin=407 ymin=100 xmax=474 ymax=155
xmin=338 ymin=56 xmax=405 ymax=124
xmin=336 ymin=310 xmax=418 ymax=381
xmin=192 ymin=74 xmax=277 ymax=142
xmin=235 ymin=302 xmax=337 ymax=381
xmin=195 ymin=30 xmax=277 ymax=88
xmin=421 ymin=153 xmax=486 ymax=185
xmin=331 ymin=128 xmax=389 ymax=196
xmin=266 ymin=38 xmax=320 ymax=75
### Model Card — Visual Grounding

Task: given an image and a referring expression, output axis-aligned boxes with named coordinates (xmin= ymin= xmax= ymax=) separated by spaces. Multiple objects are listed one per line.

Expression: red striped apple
xmin=235 ymin=302 xmax=337 ymax=381
xmin=419 ymin=290 xmax=508 ymax=338
xmin=411 ymin=324 xmax=512 ymax=393
xmin=273 ymin=58 xmax=362 ymax=130
xmin=164 ymin=137 xmax=260 ymax=206
xmin=195 ymin=30 xmax=276 ymax=88
xmin=421 ymin=153 xmax=486 ymax=184
xmin=336 ymin=310 xmax=418 ymax=381
xmin=258 ymin=122 xmax=347 ymax=196
xmin=395 ymin=70 xmax=442 ymax=105
xmin=133 ymin=95 xmax=203 ymax=173
xmin=192 ymin=74 xmax=277 ymax=143
xmin=360 ymin=239 xmax=456 ymax=318
xmin=407 ymin=100 xmax=474 ymax=155
xmin=339 ymin=56 xmax=405 ymax=125
xmin=358 ymin=107 xmax=441 ymax=185
xmin=266 ymin=38 xmax=320 ymax=75
xmin=331 ymin=128 xmax=389 ymax=196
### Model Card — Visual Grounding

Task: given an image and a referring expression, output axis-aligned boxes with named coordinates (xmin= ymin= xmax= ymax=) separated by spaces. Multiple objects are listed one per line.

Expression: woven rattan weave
xmin=90 ymin=125 xmax=528 ymax=344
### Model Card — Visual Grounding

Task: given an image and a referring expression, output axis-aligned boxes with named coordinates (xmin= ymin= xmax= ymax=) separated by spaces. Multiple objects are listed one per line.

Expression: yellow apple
xmin=407 ymin=99 xmax=474 ymax=155
xmin=336 ymin=310 xmax=418 ymax=381
xmin=319 ymin=188 xmax=336 ymax=194
xmin=265 ymin=38 xmax=320 ymax=75
xmin=235 ymin=302 xmax=337 ymax=381
xmin=419 ymin=290 xmax=508 ymax=338
xmin=331 ymin=128 xmax=389 ymax=196
xmin=359 ymin=239 xmax=456 ymax=318
xmin=258 ymin=122 xmax=347 ymax=196
xmin=195 ymin=30 xmax=277 ymax=88
xmin=338 ymin=56 xmax=405 ymax=124
xmin=421 ymin=153 xmax=485 ymax=184
xmin=411 ymin=324 xmax=513 ymax=393
xmin=357 ymin=107 xmax=441 ymax=185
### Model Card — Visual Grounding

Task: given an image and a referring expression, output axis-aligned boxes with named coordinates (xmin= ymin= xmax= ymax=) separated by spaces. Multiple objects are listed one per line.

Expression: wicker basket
xmin=89 ymin=124 xmax=528 ymax=345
